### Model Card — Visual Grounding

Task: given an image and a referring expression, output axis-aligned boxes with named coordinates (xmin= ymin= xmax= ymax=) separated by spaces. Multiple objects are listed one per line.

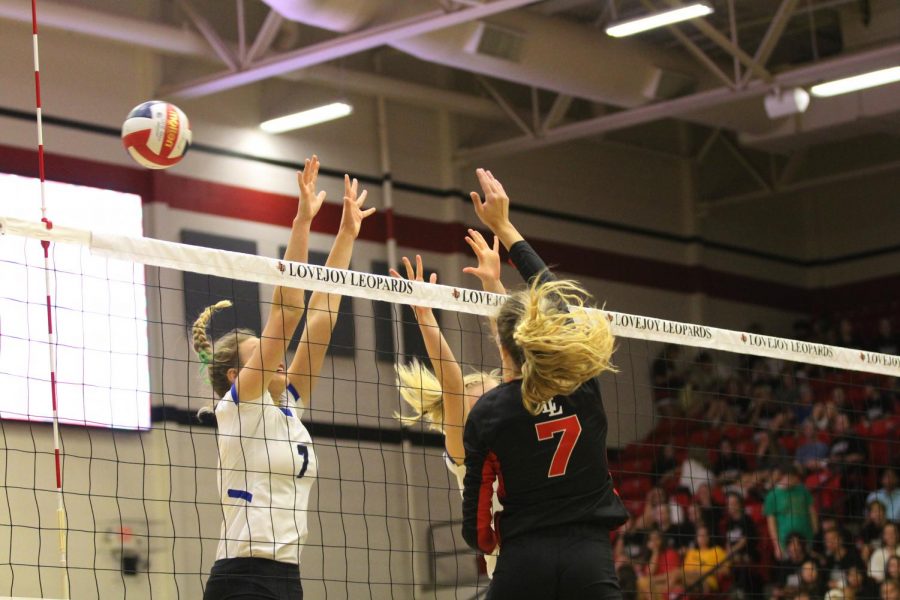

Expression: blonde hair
xmin=192 ymin=300 xmax=256 ymax=417
xmin=496 ymin=278 xmax=615 ymax=415
xmin=395 ymin=360 xmax=500 ymax=432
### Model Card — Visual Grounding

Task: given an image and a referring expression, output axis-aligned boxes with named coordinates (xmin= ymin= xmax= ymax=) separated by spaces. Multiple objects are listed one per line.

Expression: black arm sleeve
xmin=509 ymin=240 xmax=573 ymax=315
xmin=508 ymin=240 xmax=556 ymax=286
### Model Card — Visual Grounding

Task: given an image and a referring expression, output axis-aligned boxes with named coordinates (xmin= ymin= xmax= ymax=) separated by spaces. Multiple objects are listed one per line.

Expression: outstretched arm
xmin=287 ymin=175 xmax=374 ymax=406
xmin=235 ymin=156 xmax=323 ymax=401
xmin=391 ymin=256 xmax=466 ymax=464
xmin=470 ymin=168 xmax=554 ymax=286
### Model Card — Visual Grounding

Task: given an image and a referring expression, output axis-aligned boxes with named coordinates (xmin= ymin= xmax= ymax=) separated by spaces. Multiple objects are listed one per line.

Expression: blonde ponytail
xmin=496 ymin=278 xmax=616 ymax=415
xmin=395 ymin=361 xmax=500 ymax=431
xmin=395 ymin=360 xmax=445 ymax=431
xmin=192 ymin=300 xmax=256 ymax=418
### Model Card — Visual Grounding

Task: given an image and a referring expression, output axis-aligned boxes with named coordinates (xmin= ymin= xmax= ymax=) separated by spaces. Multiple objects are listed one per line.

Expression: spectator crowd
xmin=611 ymin=316 xmax=900 ymax=600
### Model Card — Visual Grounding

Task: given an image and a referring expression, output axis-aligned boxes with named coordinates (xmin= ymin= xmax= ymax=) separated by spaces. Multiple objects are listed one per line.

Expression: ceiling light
xmin=810 ymin=66 xmax=900 ymax=98
xmin=605 ymin=3 xmax=714 ymax=38
xmin=260 ymin=102 xmax=353 ymax=133
xmin=764 ymin=87 xmax=810 ymax=119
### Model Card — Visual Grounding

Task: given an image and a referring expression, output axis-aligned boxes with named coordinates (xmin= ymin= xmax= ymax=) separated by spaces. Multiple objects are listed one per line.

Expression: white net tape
xmin=3 ymin=215 xmax=898 ymax=377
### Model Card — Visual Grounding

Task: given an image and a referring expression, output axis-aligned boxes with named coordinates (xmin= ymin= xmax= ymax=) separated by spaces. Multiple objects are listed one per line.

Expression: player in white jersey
xmin=193 ymin=156 xmax=374 ymax=600
xmin=391 ymin=232 xmax=505 ymax=576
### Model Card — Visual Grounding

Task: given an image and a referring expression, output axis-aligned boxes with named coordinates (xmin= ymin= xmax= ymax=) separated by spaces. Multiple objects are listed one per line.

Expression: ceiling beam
xmin=455 ymin=41 xmax=900 ymax=161
xmin=739 ymin=0 xmax=801 ymax=86
xmin=176 ymin=0 xmax=240 ymax=72
xmin=287 ymin=65 xmax=505 ymax=119
xmin=657 ymin=0 xmax=773 ymax=84
xmin=694 ymin=128 xmax=721 ymax=163
xmin=778 ymin=149 xmax=807 ymax=186
xmin=476 ymin=76 xmax=534 ymax=136
xmin=236 ymin=0 xmax=246 ymax=63
xmin=0 ymin=0 xmax=213 ymax=56
xmin=532 ymin=0 xmax=601 ymax=15
xmin=162 ymin=0 xmax=540 ymax=99
xmin=719 ymin=135 xmax=773 ymax=192
xmin=725 ymin=0 xmax=740 ymax=81
xmin=245 ymin=9 xmax=284 ymax=65
xmin=542 ymin=94 xmax=573 ymax=132
xmin=0 ymin=0 xmax=507 ymax=120
xmin=699 ymin=156 xmax=900 ymax=210
xmin=530 ymin=87 xmax=541 ymax=133
xmin=639 ymin=0 xmax=735 ymax=89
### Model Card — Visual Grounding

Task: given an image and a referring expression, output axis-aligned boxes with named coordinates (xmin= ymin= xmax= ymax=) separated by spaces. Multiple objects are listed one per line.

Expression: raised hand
xmin=470 ymin=168 xmax=511 ymax=232
xmin=469 ymin=168 xmax=523 ymax=249
xmin=297 ymin=155 xmax=327 ymax=223
xmin=390 ymin=255 xmax=437 ymax=315
xmin=338 ymin=174 xmax=375 ymax=238
xmin=463 ymin=228 xmax=504 ymax=293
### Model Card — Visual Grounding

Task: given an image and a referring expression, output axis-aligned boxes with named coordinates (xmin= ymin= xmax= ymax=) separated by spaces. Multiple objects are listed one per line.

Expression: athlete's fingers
xmin=475 ymin=168 xmax=491 ymax=194
xmin=304 ymin=158 xmax=313 ymax=183
xmin=469 ymin=192 xmax=484 ymax=216
xmin=401 ymin=256 xmax=414 ymax=280
xmin=485 ymin=170 xmax=501 ymax=195
xmin=469 ymin=228 xmax=488 ymax=249
xmin=486 ymin=170 xmax=502 ymax=195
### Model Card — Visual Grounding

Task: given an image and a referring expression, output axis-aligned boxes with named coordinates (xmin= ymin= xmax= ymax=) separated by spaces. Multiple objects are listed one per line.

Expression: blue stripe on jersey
xmin=279 ymin=407 xmax=293 ymax=417
xmin=227 ymin=489 xmax=253 ymax=502
xmin=230 ymin=382 xmax=239 ymax=404
xmin=286 ymin=383 xmax=300 ymax=402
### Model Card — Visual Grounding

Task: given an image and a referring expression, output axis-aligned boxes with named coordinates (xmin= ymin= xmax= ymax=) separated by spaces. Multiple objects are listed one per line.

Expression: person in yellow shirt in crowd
xmin=682 ymin=525 xmax=731 ymax=594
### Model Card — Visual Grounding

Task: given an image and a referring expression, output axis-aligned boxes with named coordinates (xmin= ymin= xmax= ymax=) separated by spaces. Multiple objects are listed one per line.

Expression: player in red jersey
xmin=462 ymin=169 xmax=628 ymax=600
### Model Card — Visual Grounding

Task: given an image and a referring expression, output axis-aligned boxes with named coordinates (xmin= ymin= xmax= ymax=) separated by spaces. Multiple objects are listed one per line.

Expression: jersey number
xmin=535 ymin=415 xmax=582 ymax=478
xmin=296 ymin=444 xmax=309 ymax=478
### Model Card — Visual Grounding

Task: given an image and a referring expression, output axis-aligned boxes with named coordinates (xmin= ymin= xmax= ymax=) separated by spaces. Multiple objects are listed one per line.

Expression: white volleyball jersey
xmin=215 ymin=382 xmax=317 ymax=565
xmin=445 ymin=455 xmax=500 ymax=577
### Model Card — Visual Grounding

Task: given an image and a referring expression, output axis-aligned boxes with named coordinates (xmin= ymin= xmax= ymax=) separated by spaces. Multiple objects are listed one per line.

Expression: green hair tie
xmin=198 ymin=348 xmax=212 ymax=384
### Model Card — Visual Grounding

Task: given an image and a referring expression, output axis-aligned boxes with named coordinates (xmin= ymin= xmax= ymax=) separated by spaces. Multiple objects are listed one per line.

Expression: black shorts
xmin=203 ymin=557 xmax=303 ymax=600
xmin=487 ymin=524 xmax=621 ymax=600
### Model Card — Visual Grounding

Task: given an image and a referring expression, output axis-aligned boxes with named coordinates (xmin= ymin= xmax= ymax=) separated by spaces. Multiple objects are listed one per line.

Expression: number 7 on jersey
xmin=535 ymin=415 xmax=582 ymax=478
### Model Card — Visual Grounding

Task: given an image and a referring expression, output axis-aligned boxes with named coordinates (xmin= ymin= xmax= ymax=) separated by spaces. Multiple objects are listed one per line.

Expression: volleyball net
xmin=1 ymin=213 xmax=898 ymax=600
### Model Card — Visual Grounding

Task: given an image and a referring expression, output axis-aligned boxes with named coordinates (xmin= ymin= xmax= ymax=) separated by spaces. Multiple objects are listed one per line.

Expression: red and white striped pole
xmin=30 ymin=0 xmax=69 ymax=597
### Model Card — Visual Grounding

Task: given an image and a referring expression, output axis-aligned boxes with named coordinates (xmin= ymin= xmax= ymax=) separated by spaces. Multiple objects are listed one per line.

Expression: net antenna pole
xmin=30 ymin=0 xmax=69 ymax=597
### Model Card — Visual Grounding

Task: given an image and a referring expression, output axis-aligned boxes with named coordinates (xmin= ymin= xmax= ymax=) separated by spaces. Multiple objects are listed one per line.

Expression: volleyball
xmin=121 ymin=101 xmax=191 ymax=169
